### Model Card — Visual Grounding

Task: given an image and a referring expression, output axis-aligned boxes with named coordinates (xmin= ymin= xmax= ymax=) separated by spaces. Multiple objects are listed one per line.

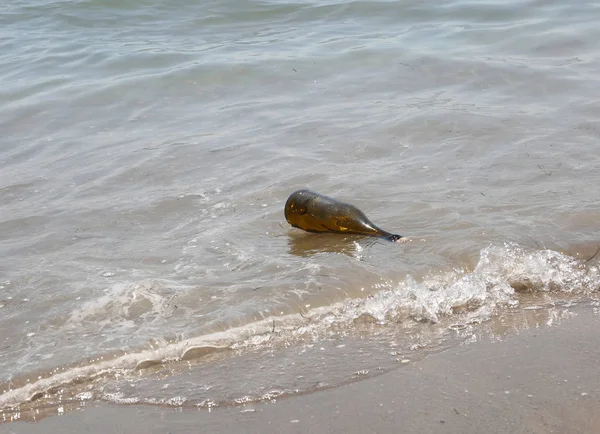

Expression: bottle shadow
xmin=286 ymin=232 xmax=381 ymax=257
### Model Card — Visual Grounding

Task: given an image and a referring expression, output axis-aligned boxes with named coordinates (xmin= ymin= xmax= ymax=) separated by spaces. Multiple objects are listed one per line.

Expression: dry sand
xmin=2 ymin=305 xmax=600 ymax=434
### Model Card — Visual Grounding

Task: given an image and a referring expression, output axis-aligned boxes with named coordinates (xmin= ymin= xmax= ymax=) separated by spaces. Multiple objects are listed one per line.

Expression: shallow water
xmin=1 ymin=0 xmax=600 ymax=421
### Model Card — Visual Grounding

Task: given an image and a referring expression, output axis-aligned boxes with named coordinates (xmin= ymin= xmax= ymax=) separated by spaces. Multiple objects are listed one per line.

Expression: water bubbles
xmin=165 ymin=396 xmax=187 ymax=406
xmin=199 ymin=399 xmax=217 ymax=409
xmin=76 ymin=392 xmax=93 ymax=401
xmin=102 ymin=392 xmax=140 ymax=405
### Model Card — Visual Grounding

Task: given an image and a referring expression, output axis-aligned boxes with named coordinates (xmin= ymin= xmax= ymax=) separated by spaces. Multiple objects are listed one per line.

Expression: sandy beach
xmin=3 ymin=304 xmax=599 ymax=434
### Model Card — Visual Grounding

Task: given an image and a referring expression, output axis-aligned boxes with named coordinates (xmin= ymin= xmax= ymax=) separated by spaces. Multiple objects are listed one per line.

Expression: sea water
xmin=1 ymin=0 xmax=600 ymax=421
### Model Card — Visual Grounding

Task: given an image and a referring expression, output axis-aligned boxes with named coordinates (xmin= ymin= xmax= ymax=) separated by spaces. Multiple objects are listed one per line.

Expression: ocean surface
xmin=1 ymin=0 xmax=600 ymax=422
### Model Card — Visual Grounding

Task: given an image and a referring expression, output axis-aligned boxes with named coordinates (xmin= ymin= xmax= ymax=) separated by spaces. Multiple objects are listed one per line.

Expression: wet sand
xmin=3 ymin=306 xmax=600 ymax=434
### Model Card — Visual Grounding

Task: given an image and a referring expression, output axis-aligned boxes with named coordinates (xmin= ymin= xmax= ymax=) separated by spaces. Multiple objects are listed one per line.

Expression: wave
xmin=0 ymin=243 xmax=598 ymax=415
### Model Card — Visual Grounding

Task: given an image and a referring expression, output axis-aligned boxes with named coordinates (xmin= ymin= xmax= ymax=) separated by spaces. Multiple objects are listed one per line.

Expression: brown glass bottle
xmin=284 ymin=189 xmax=402 ymax=242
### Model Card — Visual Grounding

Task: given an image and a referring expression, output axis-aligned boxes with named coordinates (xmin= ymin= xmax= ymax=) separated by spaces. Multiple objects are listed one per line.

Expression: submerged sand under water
xmin=3 ymin=304 xmax=600 ymax=433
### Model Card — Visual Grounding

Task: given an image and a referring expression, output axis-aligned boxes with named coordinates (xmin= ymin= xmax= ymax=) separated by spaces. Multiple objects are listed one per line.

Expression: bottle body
xmin=284 ymin=190 xmax=402 ymax=241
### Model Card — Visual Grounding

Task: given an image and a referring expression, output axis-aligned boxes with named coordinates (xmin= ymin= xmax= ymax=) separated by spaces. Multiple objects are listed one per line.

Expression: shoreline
xmin=3 ymin=304 xmax=599 ymax=433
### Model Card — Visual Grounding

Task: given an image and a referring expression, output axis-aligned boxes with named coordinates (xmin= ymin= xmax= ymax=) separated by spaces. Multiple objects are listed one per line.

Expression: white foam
xmin=65 ymin=279 xmax=182 ymax=328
